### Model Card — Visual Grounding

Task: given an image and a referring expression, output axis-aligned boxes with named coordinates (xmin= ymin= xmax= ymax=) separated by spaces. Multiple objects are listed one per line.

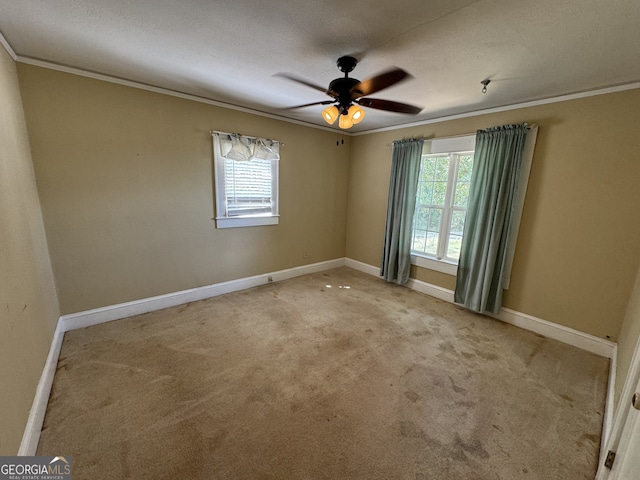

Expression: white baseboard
xmin=344 ymin=257 xmax=380 ymax=277
xmin=60 ymin=258 xmax=346 ymax=332
xmin=494 ymin=307 xmax=616 ymax=358
xmin=20 ymin=257 xmax=346 ymax=455
xmin=406 ymin=278 xmax=456 ymax=303
xmin=18 ymin=321 xmax=65 ymax=456
xmin=600 ymin=344 xmax=617 ymax=465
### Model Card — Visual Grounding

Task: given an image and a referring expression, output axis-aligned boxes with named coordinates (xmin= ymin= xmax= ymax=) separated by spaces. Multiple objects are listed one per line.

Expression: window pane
xmin=458 ymin=155 xmax=474 ymax=181
xmin=417 ymin=182 xmax=433 ymax=204
xmin=450 ymin=210 xmax=467 ymax=235
xmin=435 ymin=157 xmax=450 ymax=181
xmin=412 ymin=229 xmax=427 ymax=253
xmin=414 ymin=207 xmax=428 ymax=230
xmin=454 ymin=181 xmax=470 ymax=207
xmin=225 ymin=158 xmax=273 ymax=217
xmin=411 ymin=147 xmax=474 ymax=262
xmin=447 ymin=234 xmax=463 ymax=259
xmin=432 ymin=181 xmax=447 ymax=205
xmin=427 ymin=208 xmax=442 ymax=232
xmin=425 ymin=232 xmax=439 ymax=256
xmin=422 ymin=157 xmax=436 ymax=180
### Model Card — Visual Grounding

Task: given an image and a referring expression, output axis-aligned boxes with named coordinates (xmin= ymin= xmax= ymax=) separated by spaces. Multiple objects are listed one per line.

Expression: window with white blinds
xmin=224 ymin=158 xmax=273 ymax=217
xmin=212 ymin=132 xmax=280 ymax=228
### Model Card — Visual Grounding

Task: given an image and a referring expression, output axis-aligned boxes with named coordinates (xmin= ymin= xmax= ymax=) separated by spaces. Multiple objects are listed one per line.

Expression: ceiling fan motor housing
xmin=328 ymin=77 xmax=361 ymax=114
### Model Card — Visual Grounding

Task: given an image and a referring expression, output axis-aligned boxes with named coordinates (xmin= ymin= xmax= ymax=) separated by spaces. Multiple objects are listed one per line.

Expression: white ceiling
xmin=1 ymin=0 xmax=639 ymax=133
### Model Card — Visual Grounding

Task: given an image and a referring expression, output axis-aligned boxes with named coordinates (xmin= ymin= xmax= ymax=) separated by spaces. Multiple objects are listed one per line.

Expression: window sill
xmin=215 ymin=215 xmax=279 ymax=229
xmin=410 ymin=254 xmax=458 ymax=276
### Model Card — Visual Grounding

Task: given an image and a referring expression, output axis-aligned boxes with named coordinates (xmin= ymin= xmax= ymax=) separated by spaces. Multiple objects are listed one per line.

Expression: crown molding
xmin=15 ymin=55 xmax=343 ymax=134
xmin=353 ymin=82 xmax=640 ymax=136
xmin=0 ymin=30 xmax=17 ymax=61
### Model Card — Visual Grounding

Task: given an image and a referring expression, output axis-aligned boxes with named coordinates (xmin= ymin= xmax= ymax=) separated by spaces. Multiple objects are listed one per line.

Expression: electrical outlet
xmin=302 ymin=250 xmax=310 ymax=259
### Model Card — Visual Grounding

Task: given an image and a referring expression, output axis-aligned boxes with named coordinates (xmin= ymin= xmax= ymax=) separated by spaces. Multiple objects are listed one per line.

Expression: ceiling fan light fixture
xmin=338 ymin=113 xmax=354 ymax=129
xmin=348 ymin=104 xmax=365 ymax=124
xmin=282 ymin=56 xmax=421 ymax=128
xmin=322 ymin=105 xmax=339 ymax=124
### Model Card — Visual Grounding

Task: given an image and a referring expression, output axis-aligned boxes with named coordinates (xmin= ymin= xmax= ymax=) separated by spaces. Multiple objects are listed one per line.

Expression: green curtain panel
xmin=454 ymin=124 xmax=528 ymax=314
xmin=381 ymin=138 xmax=424 ymax=284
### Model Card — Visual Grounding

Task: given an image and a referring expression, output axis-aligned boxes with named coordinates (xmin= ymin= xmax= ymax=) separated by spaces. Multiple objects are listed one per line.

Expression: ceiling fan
xmin=277 ymin=56 xmax=423 ymax=129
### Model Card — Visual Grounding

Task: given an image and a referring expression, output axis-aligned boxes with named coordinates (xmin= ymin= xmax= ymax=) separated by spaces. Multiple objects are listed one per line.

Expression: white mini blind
xmin=224 ymin=158 xmax=273 ymax=217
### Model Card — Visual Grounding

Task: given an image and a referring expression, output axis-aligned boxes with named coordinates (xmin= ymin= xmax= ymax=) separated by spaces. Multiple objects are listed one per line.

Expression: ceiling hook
xmin=481 ymin=79 xmax=491 ymax=94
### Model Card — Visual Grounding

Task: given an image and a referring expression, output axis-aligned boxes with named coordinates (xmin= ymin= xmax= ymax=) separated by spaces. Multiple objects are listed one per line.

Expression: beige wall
xmin=346 ymin=90 xmax=640 ymax=340
xmin=615 ymin=267 xmax=640 ymax=407
xmin=18 ymin=65 xmax=350 ymax=315
xmin=0 ymin=49 xmax=60 ymax=453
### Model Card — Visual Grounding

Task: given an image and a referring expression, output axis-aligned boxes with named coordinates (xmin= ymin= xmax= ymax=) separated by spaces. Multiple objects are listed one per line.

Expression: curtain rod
xmin=385 ymin=125 xmax=537 ymax=147
xmin=209 ymin=130 xmax=284 ymax=146
xmin=385 ymin=132 xmax=476 ymax=147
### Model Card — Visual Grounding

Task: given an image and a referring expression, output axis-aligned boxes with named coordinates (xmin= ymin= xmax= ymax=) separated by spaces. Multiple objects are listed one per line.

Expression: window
xmin=411 ymin=135 xmax=475 ymax=274
xmin=213 ymin=133 xmax=280 ymax=228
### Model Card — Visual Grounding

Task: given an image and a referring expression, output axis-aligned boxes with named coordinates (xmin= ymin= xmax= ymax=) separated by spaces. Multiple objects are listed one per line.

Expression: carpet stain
xmin=412 ymin=329 xmax=431 ymax=337
xmin=448 ymin=376 xmax=467 ymax=395
xmin=454 ymin=434 xmax=490 ymax=459
xmin=404 ymin=390 xmax=419 ymax=402
xmin=207 ymin=429 xmax=228 ymax=453
xmin=473 ymin=349 xmax=500 ymax=361
xmin=526 ymin=338 xmax=547 ymax=366
xmin=438 ymin=341 xmax=458 ymax=357
xmin=560 ymin=394 xmax=574 ymax=402
xmin=399 ymin=420 xmax=424 ymax=439
xmin=433 ymin=376 xmax=445 ymax=387
xmin=576 ymin=433 xmax=599 ymax=448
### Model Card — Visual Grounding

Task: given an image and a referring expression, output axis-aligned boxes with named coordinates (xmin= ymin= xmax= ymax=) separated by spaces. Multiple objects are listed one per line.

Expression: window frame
xmin=212 ymin=134 xmax=280 ymax=229
xmin=410 ymin=135 xmax=476 ymax=275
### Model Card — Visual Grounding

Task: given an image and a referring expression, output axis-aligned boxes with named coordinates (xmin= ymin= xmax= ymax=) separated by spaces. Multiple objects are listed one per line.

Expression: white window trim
xmin=215 ymin=215 xmax=280 ymax=229
xmin=411 ymin=134 xmax=476 ymax=275
xmin=212 ymin=133 xmax=280 ymax=229
xmin=411 ymin=254 xmax=458 ymax=275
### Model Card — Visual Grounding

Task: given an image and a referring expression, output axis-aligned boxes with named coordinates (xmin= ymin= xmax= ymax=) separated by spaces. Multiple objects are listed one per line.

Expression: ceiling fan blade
xmin=357 ymin=97 xmax=423 ymax=115
xmin=282 ymin=100 xmax=335 ymax=110
xmin=350 ymin=68 xmax=411 ymax=98
xmin=274 ymin=73 xmax=329 ymax=95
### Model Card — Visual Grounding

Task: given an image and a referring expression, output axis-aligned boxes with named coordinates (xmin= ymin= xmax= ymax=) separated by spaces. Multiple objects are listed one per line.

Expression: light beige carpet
xmin=38 ymin=267 xmax=609 ymax=479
